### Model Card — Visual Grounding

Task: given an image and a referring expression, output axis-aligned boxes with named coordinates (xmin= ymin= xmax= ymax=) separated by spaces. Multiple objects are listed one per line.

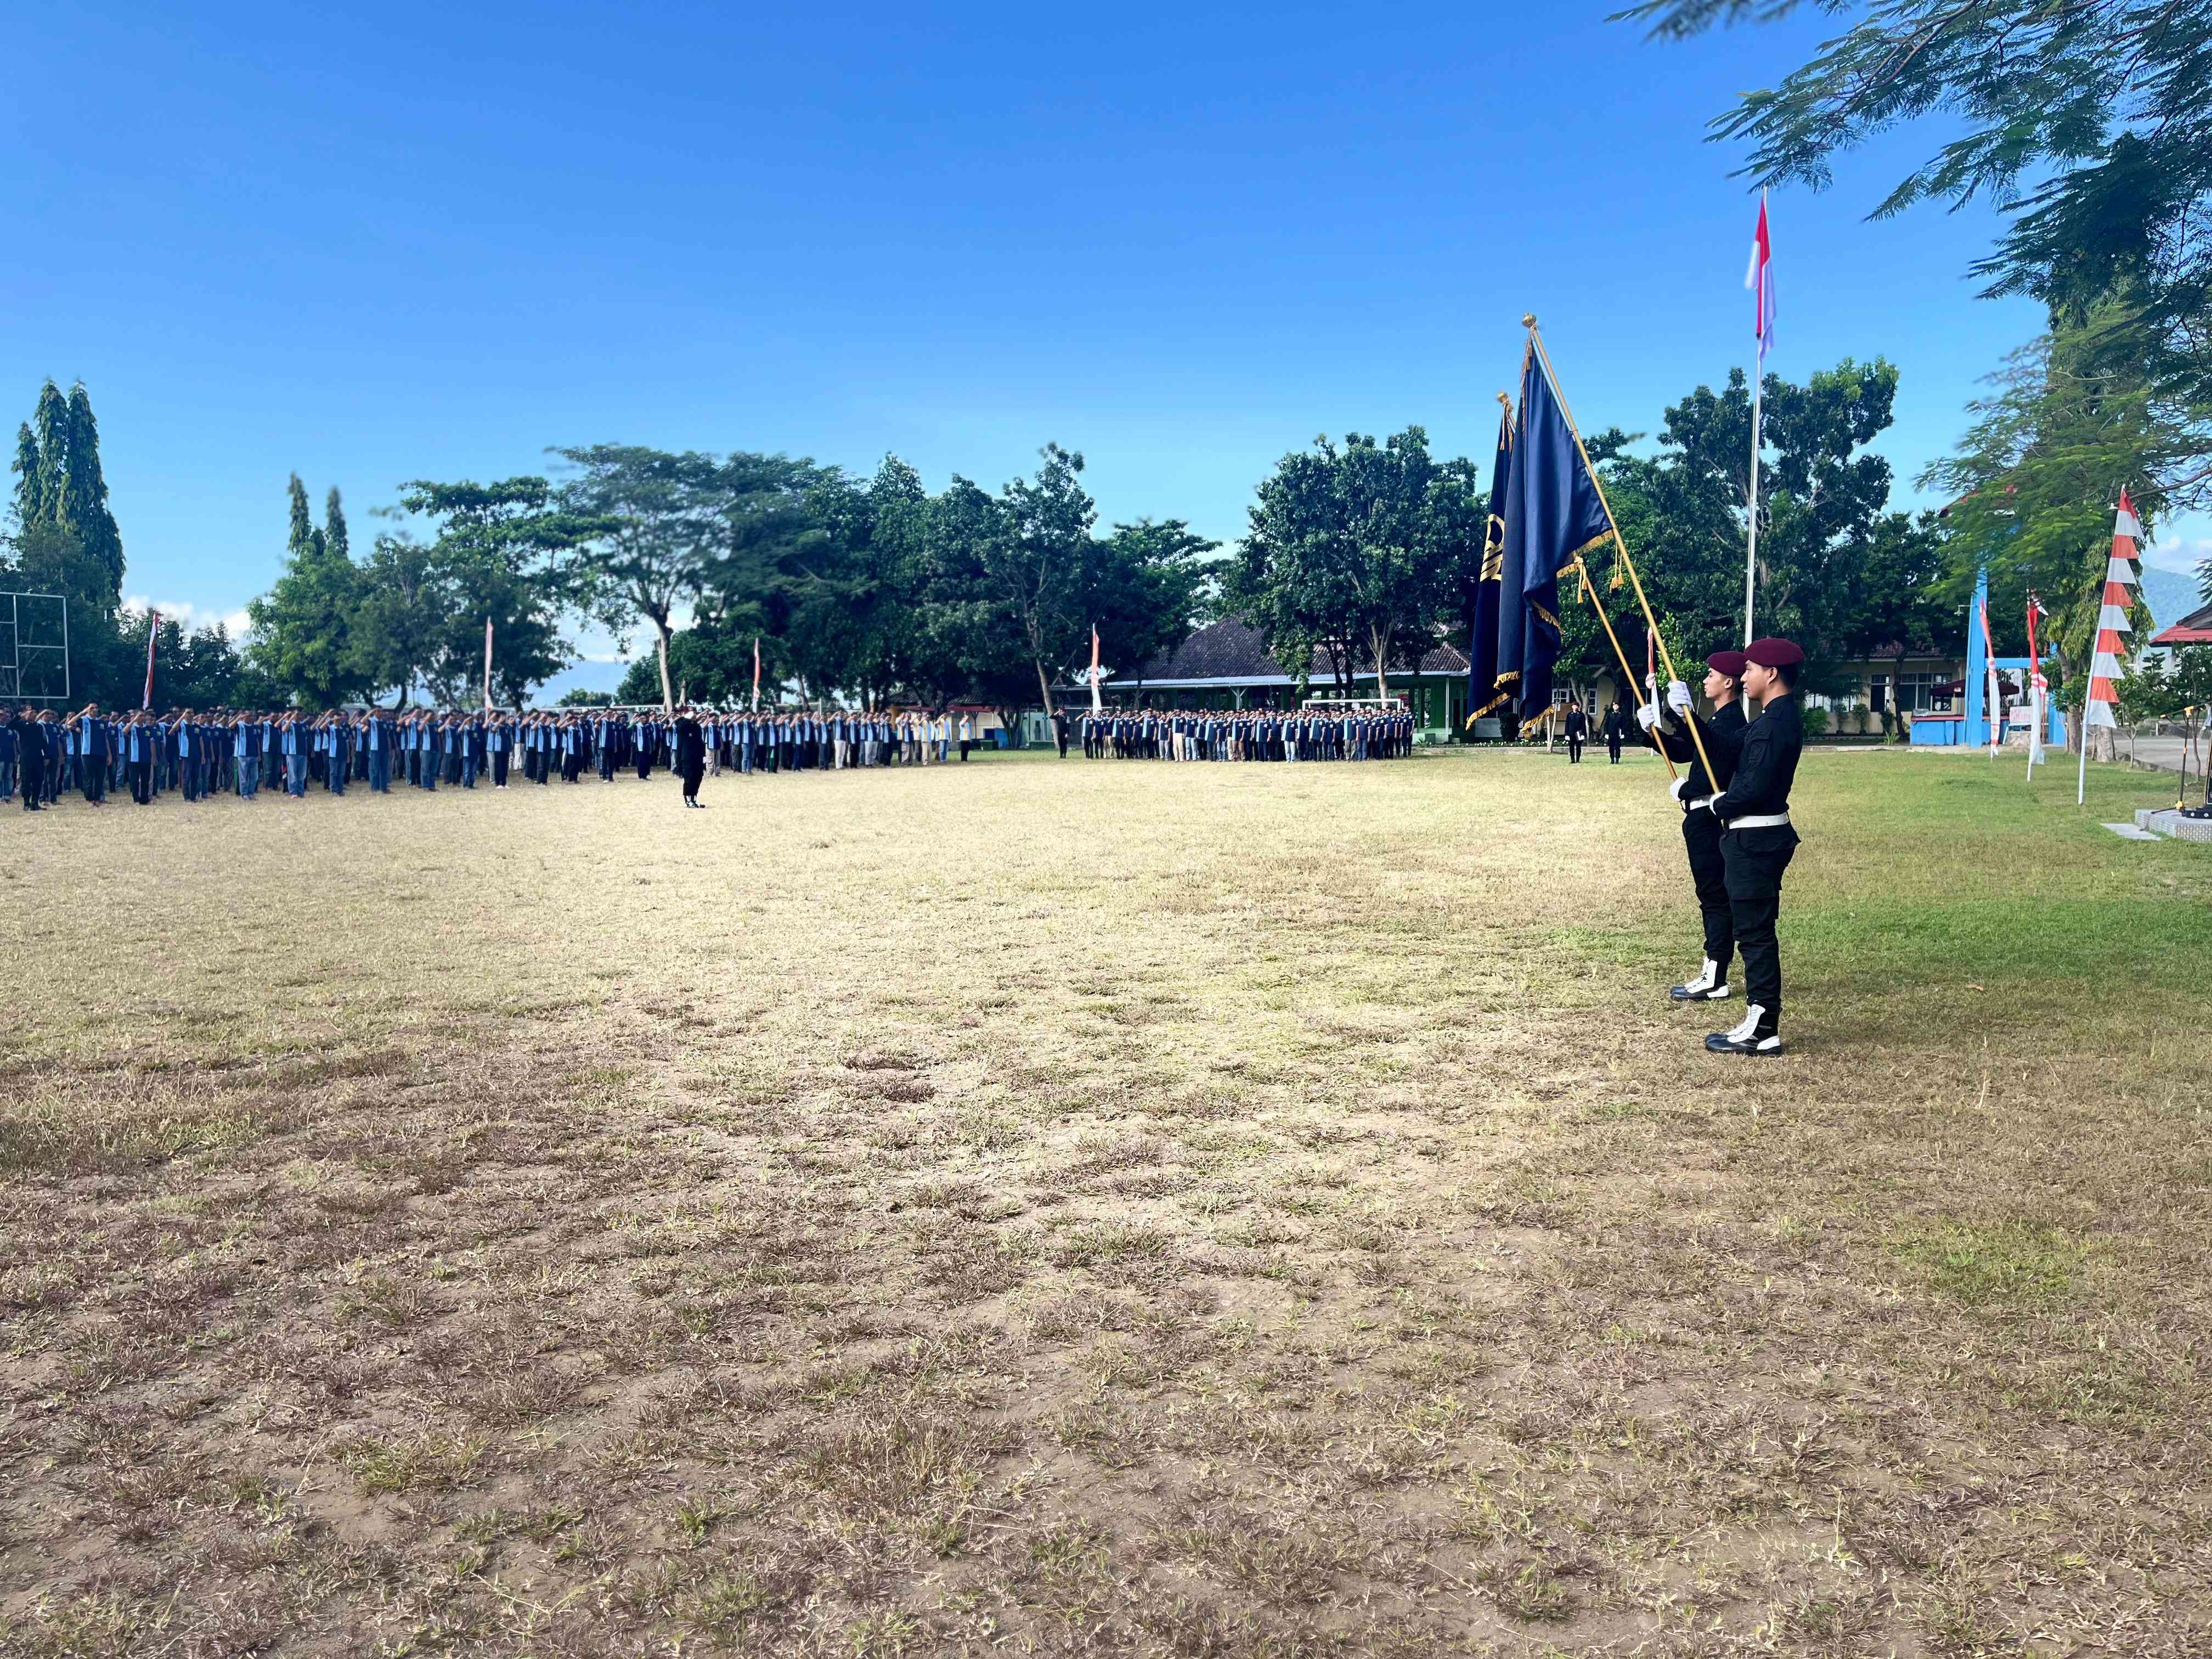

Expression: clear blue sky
xmin=6 ymin=1 xmax=2194 ymax=691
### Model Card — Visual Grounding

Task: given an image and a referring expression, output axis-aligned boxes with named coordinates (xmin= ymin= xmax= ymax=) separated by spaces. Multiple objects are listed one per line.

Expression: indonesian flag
xmin=2027 ymin=595 xmax=2048 ymax=693
xmin=752 ymin=636 xmax=762 ymax=710
xmin=143 ymin=611 xmax=160 ymax=710
xmin=1745 ymin=193 xmax=1775 ymax=365
xmin=2084 ymin=492 xmax=2143 ymax=729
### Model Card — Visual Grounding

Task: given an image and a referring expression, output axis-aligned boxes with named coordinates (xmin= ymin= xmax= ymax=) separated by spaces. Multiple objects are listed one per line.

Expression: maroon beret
xmin=1706 ymin=650 xmax=1748 ymax=678
xmin=1743 ymin=636 xmax=1804 ymax=669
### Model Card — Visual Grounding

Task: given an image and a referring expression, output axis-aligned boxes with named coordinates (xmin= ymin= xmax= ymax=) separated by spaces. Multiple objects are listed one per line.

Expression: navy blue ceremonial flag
xmin=1498 ymin=348 xmax=1614 ymax=720
xmin=1467 ymin=398 xmax=1513 ymax=727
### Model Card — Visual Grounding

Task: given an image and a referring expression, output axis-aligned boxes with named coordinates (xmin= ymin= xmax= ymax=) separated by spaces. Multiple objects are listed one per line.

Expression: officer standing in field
xmin=675 ymin=706 xmax=706 ymax=807
xmin=1703 ymin=636 xmax=1804 ymax=1057
xmin=1562 ymin=701 xmax=1587 ymax=763
xmin=1637 ymin=649 xmax=1751 ymax=1005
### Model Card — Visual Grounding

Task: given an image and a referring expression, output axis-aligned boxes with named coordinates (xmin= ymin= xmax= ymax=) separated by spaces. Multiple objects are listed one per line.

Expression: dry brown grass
xmin=3 ymin=746 xmax=2208 ymax=1657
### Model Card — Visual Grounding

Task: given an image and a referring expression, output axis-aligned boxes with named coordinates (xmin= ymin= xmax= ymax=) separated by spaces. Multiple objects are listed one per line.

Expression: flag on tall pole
xmin=752 ymin=637 xmax=762 ymax=710
xmin=1089 ymin=624 xmax=1103 ymax=713
xmin=1742 ymin=191 xmax=1774 ymax=645
xmin=482 ymin=617 xmax=494 ymax=711
xmin=1466 ymin=390 xmax=1515 ymax=731
xmin=1977 ymin=597 xmax=2001 ymax=758
xmin=2026 ymin=594 xmax=2048 ymax=772
xmin=2079 ymin=491 xmax=2144 ymax=804
xmin=142 ymin=611 xmax=160 ymax=710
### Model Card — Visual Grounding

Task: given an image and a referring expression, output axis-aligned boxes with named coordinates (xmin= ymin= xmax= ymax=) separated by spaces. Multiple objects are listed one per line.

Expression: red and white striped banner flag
xmin=2084 ymin=492 xmax=2142 ymax=730
xmin=143 ymin=611 xmax=160 ymax=709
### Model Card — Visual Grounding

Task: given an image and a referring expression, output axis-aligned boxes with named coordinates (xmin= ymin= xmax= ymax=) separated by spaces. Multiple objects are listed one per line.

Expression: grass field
xmin=3 ymin=744 xmax=2208 ymax=1658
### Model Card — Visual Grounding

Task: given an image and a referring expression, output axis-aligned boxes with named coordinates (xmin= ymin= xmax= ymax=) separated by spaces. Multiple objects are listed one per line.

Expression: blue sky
xmin=5 ymin=2 xmax=2198 ymax=691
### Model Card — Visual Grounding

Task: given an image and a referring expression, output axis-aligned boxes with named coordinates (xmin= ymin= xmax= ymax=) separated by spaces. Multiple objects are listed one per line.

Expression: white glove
xmin=1669 ymin=776 xmax=1687 ymax=802
xmin=1665 ymin=680 xmax=1693 ymax=715
xmin=1634 ymin=702 xmax=1660 ymax=733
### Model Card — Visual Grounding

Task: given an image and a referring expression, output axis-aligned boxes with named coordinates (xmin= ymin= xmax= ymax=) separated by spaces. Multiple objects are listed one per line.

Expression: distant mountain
xmin=2141 ymin=565 xmax=2205 ymax=633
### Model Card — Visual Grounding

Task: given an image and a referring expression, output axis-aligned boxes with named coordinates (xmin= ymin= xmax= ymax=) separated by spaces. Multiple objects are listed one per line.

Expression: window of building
xmin=1895 ymin=671 xmax=1954 ymax=713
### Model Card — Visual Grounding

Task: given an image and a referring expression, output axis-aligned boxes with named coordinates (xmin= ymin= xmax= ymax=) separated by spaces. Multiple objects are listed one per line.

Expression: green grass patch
xmin=1887 ymin=1219 xmax=2088 ymax=1308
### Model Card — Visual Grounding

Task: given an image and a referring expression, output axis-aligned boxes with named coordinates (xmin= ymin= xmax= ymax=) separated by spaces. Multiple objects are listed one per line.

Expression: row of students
xmin=5 ymin=703 xmax=994 ymax=809
xmin=1077 ymin=707 xmax=1414 ymax=762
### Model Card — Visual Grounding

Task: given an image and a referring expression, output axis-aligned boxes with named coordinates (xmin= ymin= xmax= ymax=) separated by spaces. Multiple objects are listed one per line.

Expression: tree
xmin=789 ymin=456 xmax=939 ymax=707
xmin=997 ymin=444 xmax=1098 ymax=715
xmin=353 ymin=532 xmax=444 ymax=704
xmin=1233 ymin=432 xmax=1435 ymax=695
xmin=247 ymin=474 xmax=365 ymax=709
xmin=924 ymin=445 xmax=1099 ymax=718
xmin=396 ymin=477 xmax=603 ymax=707
xmin=1079 ymin=519 xmax=1216 ymax=686
xmin=60 ymin=384 xmax=125 ymax=605
xmin=556 ymin=446 xmax=726 ymax=712
xmin=1626 ymin=1 xmax=2212 ymax=478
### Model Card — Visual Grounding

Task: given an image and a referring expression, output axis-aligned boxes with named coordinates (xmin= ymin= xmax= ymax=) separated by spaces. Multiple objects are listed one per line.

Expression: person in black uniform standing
xmin=1637 ymin=650 xmax=1751 ymax=1005
xmin=1703 ymin=637 xmax=1804 ymax=1056
xmin=675 ymin=706 xmax=707 ymax=808
xmin=1601 ymin=699 xmax=1629 ymax=764
xmin=1562 ymin=702 xmax=1588 ymax=763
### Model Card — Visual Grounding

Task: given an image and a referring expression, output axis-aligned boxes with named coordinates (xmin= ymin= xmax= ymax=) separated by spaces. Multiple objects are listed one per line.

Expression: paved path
xmin=2117 ymin=735 xmax=2212 ymax=777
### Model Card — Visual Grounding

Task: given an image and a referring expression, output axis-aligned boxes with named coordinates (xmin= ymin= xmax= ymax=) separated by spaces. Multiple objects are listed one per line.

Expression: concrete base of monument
xmin=2134 ymin=807 xmax=2212 ymax=843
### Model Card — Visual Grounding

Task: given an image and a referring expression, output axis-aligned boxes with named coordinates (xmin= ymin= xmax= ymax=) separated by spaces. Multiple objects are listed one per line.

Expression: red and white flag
xmin=1745 ymin=193 xmax=1775 ymax=365
xmin=2026 ymin=595 xmax=2048 ymax=694
xmin=143 ymin=611 xmax=160 ymax=710
xmin=752 ymin=636 xmax=762 ymax=710
xmin=1088 ymin=624 xmax=1103 ymax=712
xmin=2084 ymin=492 xmax=2143 ymax=730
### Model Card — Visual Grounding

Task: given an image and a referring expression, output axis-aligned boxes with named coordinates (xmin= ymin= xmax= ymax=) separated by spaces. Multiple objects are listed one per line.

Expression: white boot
xmin=1669 ymin=958 xmax=1731 ymax=1002
xmin=1705 ymin=1004 xmax=1781 ymax=1055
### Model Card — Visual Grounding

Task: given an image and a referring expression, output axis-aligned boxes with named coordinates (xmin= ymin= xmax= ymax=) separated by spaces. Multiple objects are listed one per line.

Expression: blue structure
xmin=1911 ymin=568 xmax=2063 ymax=748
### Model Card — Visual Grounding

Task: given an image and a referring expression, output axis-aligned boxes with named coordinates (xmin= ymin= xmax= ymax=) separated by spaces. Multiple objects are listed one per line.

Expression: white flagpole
xmin=2077 ymin=717 xmax=2089 ymax=806
xmin=1742 ymin=189 xmax=1769 ymax=646
xmin=482 ymin=617 xmax=494 ymax=711
xmin=1745 ymin=383 xmax=1761 ymax=645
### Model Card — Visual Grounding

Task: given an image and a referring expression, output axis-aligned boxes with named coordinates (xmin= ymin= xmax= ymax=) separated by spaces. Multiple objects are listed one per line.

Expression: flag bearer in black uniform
xmin=675 ymin=707 xmax=706 ymax=807
xmin=1703 ymin=637 xmax=1804 ymax=1056
xmin=1636 ymin=649 xmax=1751 ymax=1005
xmin=1562 ymin=702 xmax=1587 ymax=763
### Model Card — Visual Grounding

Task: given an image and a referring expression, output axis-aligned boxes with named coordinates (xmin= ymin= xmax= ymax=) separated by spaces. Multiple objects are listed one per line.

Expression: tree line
xmin=4 ymin=360 xmax=2022 ymax=724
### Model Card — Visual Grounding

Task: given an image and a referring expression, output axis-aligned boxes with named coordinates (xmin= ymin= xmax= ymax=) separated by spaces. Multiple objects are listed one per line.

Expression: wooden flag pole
xmin=1526 ymin=318 xmax=1718 ymax=793
xmin=1568 ymin=548 xmax=1676 ymax=783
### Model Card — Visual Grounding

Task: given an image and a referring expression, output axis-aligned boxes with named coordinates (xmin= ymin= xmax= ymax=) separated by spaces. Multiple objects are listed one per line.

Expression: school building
xmin=1089 ymin=619 xmax=1477 ymax=736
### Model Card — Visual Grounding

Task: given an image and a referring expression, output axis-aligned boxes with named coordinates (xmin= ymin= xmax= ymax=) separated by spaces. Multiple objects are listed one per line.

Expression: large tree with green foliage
xmin=5 ymin=380 xmax=129 ymax=701
xmin=922 ymin=445 xmax=1101 ymax=718
xmin=556 ymin=445 xmax=728 ymax=712
xmin=1231 ymin=429 xmax=1454 ymax=696
xmin=391 ymin=477 xmax=604 ymax=706
xmin=247 ymin=475 xmax=365 ymax=710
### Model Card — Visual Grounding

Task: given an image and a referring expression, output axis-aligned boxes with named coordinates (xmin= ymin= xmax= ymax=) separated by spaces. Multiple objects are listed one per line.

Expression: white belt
xmin=1726 ymin=812 xmax=1791 ymax=830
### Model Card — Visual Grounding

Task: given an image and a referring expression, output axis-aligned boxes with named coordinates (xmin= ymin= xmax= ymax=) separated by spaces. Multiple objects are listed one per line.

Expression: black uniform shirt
xmin=1712 ymin=693 xmax=1802 ymax=823
xmin=1651 ymin=697 xmax=1748 ymax=799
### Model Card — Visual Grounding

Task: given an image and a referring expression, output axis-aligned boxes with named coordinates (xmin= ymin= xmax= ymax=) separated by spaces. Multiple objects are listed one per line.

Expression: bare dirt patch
xmin=3 ymin=749 xmax=2207 ymax=1656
